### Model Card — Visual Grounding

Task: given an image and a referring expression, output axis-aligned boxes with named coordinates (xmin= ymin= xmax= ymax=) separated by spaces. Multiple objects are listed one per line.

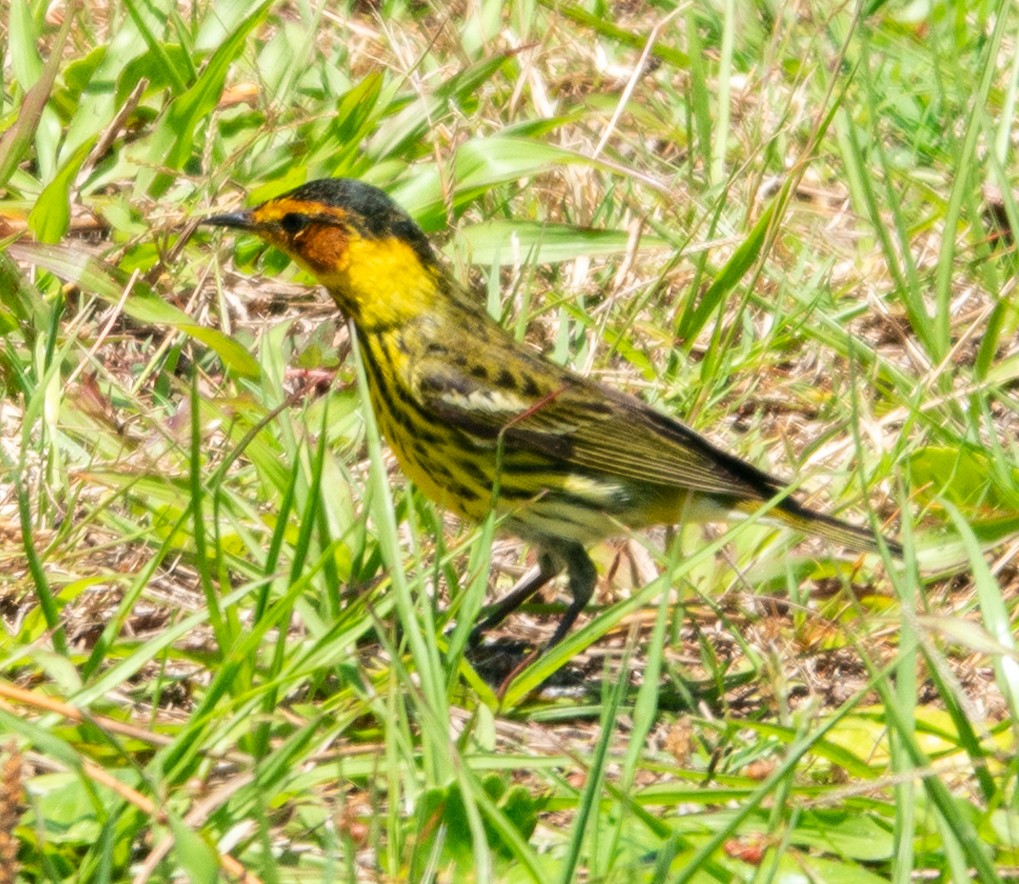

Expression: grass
xmin=2 ymin=0 xmax=1018 ymax=880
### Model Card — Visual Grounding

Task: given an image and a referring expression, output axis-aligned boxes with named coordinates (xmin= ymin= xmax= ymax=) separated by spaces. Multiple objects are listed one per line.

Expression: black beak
xmin=202 ymin=211 xmax=256 ymax=230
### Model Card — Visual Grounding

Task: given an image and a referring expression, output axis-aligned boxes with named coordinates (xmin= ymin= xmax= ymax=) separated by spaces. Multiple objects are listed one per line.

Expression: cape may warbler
xmin=205 ymin=179 xmax=899 ymax=652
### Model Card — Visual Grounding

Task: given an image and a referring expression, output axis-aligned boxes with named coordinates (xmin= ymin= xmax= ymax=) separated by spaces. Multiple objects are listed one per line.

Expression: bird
xmin=203 ymin=177 xmax=901 ymax=657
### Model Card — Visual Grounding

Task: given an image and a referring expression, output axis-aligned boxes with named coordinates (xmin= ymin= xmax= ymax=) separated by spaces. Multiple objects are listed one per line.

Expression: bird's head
xmin=204 ymin=178 xmax=441 ymax=328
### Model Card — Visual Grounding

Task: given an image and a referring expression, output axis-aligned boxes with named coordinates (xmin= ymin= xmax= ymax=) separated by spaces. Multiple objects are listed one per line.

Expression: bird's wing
xmin=411 ymin=347 xmax=788 ymax=502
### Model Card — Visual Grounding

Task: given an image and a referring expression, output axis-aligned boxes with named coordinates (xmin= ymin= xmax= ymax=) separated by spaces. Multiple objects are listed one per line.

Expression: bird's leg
xmin=542 ymin=542 xmax=597 ymax=651
xmin=469 ymin=551 xmax=560 ymax=646
xmin=469 ymin=541 xmax=597 ymax=653
xmin=491 ymin=543 xmax=597 ymax=698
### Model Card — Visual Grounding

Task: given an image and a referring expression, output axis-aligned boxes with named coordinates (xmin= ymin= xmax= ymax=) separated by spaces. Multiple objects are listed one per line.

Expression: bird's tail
xmin=735 ymin=497 xmax=902 ymax=557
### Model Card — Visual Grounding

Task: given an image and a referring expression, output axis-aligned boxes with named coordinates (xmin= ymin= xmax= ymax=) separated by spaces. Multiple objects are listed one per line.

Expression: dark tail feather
xmin=737 ymin=498 xmax=902 ymax=557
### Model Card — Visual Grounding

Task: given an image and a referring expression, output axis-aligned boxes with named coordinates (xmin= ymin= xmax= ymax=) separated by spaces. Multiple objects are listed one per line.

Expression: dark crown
xmin=282 ymin=178 xmax=436 ymax=266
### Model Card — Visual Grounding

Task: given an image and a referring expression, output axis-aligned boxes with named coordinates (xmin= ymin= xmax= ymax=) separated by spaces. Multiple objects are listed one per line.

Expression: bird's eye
xmin=280 ymin=213 xmax=310 ymax=235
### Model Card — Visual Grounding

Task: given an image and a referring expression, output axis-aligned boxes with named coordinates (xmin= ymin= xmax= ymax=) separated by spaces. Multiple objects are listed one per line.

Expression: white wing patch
xmin=438 ymin=388 xmax=531 ymax=415
xmin=562 ymin=473 xmax=626 ymax=507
